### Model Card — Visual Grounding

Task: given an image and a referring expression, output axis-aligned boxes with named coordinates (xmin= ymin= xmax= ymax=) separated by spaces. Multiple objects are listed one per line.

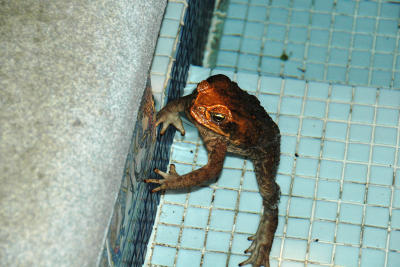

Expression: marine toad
xmin=145 ymin=74 xmax=281 ymax=267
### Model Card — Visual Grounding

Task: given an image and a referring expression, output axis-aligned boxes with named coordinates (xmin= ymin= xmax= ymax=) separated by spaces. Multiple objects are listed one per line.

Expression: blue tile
xmin=217 ymin=51 xmax=238 ymax=67
xmin=372 ymin=145 xmax=395 ymax=165
xmin=340 ymin=203 xmax=363 ymax=224
xmin=248 ymin=5 xmax=267 ymax=21
xmin=282 ymin=238 xmax=307 ymax=261
xmin=334 ymin=15 xmax=353 ymax=31
xmin=188 ymin=65 xmax=211 ymax=82
xmin=347 ymin=143 xmax=370 ymax=163
xmin=164 ymin=2 xmax=184 ymax=19
xmin=280 ymin=96 xmax=303 ymax=115
xmin=224 ymin=155 xmax=245 ymax=169
xmin=296 ymin=157 xmax=319 ymax=177
xmin=156 ymin=225 xmax=180 ymax=245
xmin=259 ymin=94 xmax=279 ymax=114
xmin=293 ymin=176 xmax=315 ymax=198
xmin=281 ymin=134 xmax=297 ymax=156
xmin=227 ymin=3 xmax=248 ymax=19
xmin=163 ymin=186 xmax=188 ymax=203
xmin=354 ymin=86 xmax=376 ymax=104
xmin=279 ymin=196 xmax=289 ymax=216
xmin=308 ymin=45 xmax=328 ymax=62
xmin=291 ymin=10 xmax=309 ymax=26
xmin=332 ymin=31 xmax=352 ymax=48
xmin=358 ymin=1 xmax=378 ymax=16
xmin=365 ymin=206 xmax=389 ymax=227
xmin=311 ymin=220 xmax=335 ymax=242
xmin=314 ymin=200 xmax=337 ymax=220
xmin=180 ymin=228 xmax=206 ymax=249
xmin=279 ymin=154 xmax=295 ymax=174
xmin=238 ymin=53 xmax=259 ymax=71
xmin=217 ymin=169 xmax=242 ymax=189
xmin=269 ymin=7 xmax=289 ymax=24
xmin=378 ymin=19 xmax=398 ymax=36
xmin=351 ymin=105 xmax=375 ymax=123
xmin=284 ymin=79 xmax=306 ymax=96
xmin=328 ymin=102 xmax=350 ymax=120
xmin=331 ymin=84 xmax=352 ymax=102
xmin=369 ymin=165 xmax=393 ymax=186
xmin=184 ymin=207 xmax=209 ymax=228
xmin=353 ymin=34 xmax=373 ymax=50
xmin=228 ymin=255 xmax=248 ymax=267
xmin=304 ymin=100 xmax=326 ymax=118
xmin=317 ymin=180 xmax=340 ymax=200
xmin=288 ymin=26 xmax=308 ymax=43
xmin=271 ymin=0 xmax=290 ymax=7
xmin=314 ymin=0 xmax=334 ymax=12
xmin=361 ymin=248 xmax=385 ymax=267
xmin=323 ymin=140 xmax=345 ymax=160
xmin=244 ymin=21 xmax=264 ymax=37
xmin=342 ymin=182 xmax=365 ymax=204
xmin=374 ymin=126 xmax=397 ymax=146
xmin=263 ymin=40 xmax=284 ymax=57
xmin=329 ymin=48 xmax=348 ymax=65
xmin=289 ymin=197 xmax=313 ymax=218
xmin=203 ymin=252 xmax=227 ymax=267
xmin=160 ymin=19 xmax=180 ymax=37
xmin=214 ymin=189 xmax=238 ymax=210
xmin=188 ymin=187 xmax=213 ymax=206
xmin=277 ymin=174 xmax=292 ymax=195
xmin=379 ymin=89 xmax=400 ymax=107
xmin=301 ymin=118 xmax=323 ymax=137
xmin=293 ymin=0 xmax=312 ymax=9
xmin=311 ymin=12 xmax=331 ymax=28
xmin=395 ymin=189 xmax=400 ymax=207
xmin=241 ymin=38 xmax=262 ymax=54
xmin=176 ymin=250 xmax=201 ymax=267
xmin=393 ymin=209 xmax=400 ymax=228
xmin=209 ymin=209 xmax=235 ymax=231
xmin=390 ymin=230 xmax=400 ymax=250
xmin=336 ymin=223 xmax=361 ymax=245
xmin=235 ymin=212 xmax=260 ymax=233
xmin=308 ymin=82 xmax=329 ymax=98
xmin=220 ymin=35 xmax=241 ymax=51
xmin=335 ymin=245 xmax=359 ymax=267
xmin=284 ymin=61 xmax=305 ymax=77
xmin=381 ymin=2 xmax=400 ymax=19
xmin=224 ymin=19 xmax=245 ymax=35
xmin=160 ymin=204 xmax=184 ymax=224
xmin=388 ymin=250 xmax=400 ymax=266
xmin=374 ymin=53 xmax=394 ymax=69
xmin=349 ymin=123 xmax=372 ymax=142
xmin=351 ymin=50 xmax=370 ymax=67
xmin=286 ymin=218 xmax=310 ymax=238
xmin=310 ymin=30 xmax=330 ymax=45
xmin=261 ymin=57 xmax=282 ymax=74
xmin=151 ymin=246 xmax=176 ymax=265
xmin=376 ymin=107 xmax=398 ymax=126
xmin=344 ymin=163 xmax=368 ymax=183
xmin=356 ymin=17 xmax=376 ymax=33
xmin=305 ymin=63 xmax=325 ymax=80
xmin=325 ymin=121 xmax=347 ymax=140
xmin=196 ymin=146 xmax=208 ymax=165
xmin=348 ymin=68 xmax=369 ymax=85
xmin=206 ymin=231 xmax=231 ymax=252
xmin=151 ymin=56 xmax=170 ymax=74
xmin=327 ymin=65 xmax=346 ymax=82
xmin=286 ymin=43 xmax=305 ymax=60
xmin=368 ymin=185 xmax=391 ymax=206
xmin=155 ymin=37 xmax=175 ymax=56
xmin=231 ymin=233 xmax=251 ymax=254
xmin=266 ymin=24 xmax=286 ymax=41
xmin=260 ymin=76 xmax=283 ymax=94
xmin=309 ymin=242 xmax=333 ymax=264
xmin=239 ymin=191 xmax=263 ymax=213
xmin=335 ymin=0 xmax=355 ymax=15
xmin=242 ymin=171 xmax=258 ymax=191
xmin=394 ymin=72 xmax=400 ymax=88
xmin=320 ymin=160 xmax=343 ymax=180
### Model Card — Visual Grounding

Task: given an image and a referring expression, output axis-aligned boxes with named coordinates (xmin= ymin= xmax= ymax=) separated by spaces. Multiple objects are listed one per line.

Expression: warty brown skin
xmin=145 ymin=74 xmax=281 ymax=267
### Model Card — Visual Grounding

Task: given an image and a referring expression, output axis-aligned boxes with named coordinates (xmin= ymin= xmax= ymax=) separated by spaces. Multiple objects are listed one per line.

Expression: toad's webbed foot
xmin=144 ymin=164 xmax=182 ymax=192
xmin=156 ymin=106 xmax=185 ymax=136
xmin=239 ymin=209 xmax=278 ymax=267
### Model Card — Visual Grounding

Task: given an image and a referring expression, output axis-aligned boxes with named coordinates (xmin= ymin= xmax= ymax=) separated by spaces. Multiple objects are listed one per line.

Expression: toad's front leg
xmin=145 ymin=139 xmax=227 ymax=192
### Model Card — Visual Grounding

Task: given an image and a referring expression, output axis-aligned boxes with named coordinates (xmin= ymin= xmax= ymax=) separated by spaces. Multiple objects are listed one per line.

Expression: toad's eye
xmin=211 ymin=113 xmax=225 ymax=123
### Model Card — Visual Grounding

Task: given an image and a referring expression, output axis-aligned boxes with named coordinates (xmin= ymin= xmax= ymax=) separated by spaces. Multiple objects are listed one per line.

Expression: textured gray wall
xmin=0 ymin=0 xmax=166 ymax=266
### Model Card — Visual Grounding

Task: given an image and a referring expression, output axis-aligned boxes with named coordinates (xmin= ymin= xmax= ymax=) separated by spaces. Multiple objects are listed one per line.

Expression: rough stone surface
xmin=0 ymin=0 xmax=166 ymax=266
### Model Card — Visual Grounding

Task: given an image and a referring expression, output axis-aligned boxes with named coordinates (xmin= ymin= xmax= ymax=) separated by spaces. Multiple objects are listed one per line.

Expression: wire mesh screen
xmin=100 ymin=1 xmax=216 ymax=266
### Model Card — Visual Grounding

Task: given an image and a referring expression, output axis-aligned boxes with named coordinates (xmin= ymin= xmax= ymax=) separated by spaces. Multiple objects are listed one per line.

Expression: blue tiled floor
xmin=146 ymin=0 xmax=400 ymax=266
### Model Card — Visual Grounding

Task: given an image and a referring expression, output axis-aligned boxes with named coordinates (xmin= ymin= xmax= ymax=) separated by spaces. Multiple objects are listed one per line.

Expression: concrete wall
xmin=0 ymin=0 xmax=166 ymax=266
